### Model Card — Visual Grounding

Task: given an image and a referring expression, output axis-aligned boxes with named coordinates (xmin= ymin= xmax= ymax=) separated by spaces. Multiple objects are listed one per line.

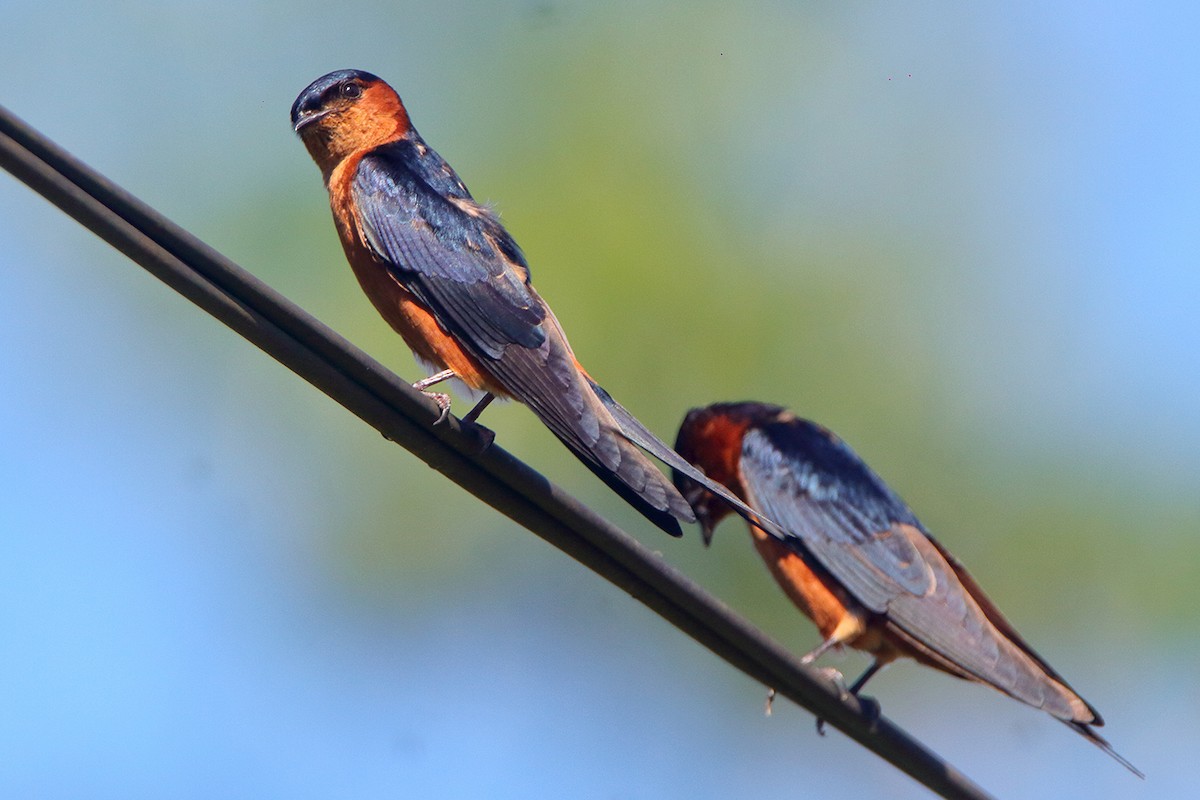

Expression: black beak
xmin=293 ymin=107 xmax=331 ymax=133
xmin=691 ymin=498 xmax=717 ymax=547
xmin=673 ymin=473 xmax=717 ymax=546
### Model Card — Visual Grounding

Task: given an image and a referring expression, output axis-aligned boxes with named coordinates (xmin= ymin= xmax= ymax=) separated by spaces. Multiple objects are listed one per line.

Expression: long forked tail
xmin=1062 ymin=720 xmax=1144 ymax=779
xmin=586 ymin=380 xmax=791 ymax=543
xmin=568 ymin=446 xmax=690 ymax=537
xmin=578 ymin=396 xmax=701 ymax=535
xmin=531 ymin=377 xmax=696 ymax=538
xmin=912 ymin=533 xmax=1143 ymax=778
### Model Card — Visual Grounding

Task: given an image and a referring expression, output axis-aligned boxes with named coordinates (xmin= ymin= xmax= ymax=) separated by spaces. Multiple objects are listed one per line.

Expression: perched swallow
xmin=673 ymin=402 xmax=1140 ymax=776
xmin=290 ymin=69 xmax=776 ymax=538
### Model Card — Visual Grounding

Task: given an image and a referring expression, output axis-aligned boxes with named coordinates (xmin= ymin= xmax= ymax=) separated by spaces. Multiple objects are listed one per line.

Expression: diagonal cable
xmin=0 ymin=103 xmax=995 ymax=800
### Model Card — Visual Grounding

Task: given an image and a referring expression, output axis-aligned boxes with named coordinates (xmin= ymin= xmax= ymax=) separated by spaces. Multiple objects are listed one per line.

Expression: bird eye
xmin=341 ymin=82 xmax=363 ymax=99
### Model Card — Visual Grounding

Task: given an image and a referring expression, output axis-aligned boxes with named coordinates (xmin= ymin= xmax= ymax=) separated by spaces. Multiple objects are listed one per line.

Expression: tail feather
xmin=571 ymin=387 xmax=694 ymax=535
xmin=1062 ymin=719 xmax=1144 ymax=778
xmin=569 ymin=446 xmax=685 ymax=537
xmin=587 ymin=380 xmax=792 ymax=543
xmin=518 ymin=381 xmax=689 ymax=537
xmin=471 ymin=293 xmax=701 ymax=536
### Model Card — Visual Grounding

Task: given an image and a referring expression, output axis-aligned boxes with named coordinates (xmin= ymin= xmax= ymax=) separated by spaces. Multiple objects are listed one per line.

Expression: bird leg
xmin=799 ymin=637 xmax=839 ymax=666
xmin=463 ymin=392 xmax=496 ymax=423
xmin=800 ymin=637 xmax=846 ymax=736
xmin=814 ymin=659 xmax=885 ymax=736
xmin=457 ymin=393 xmax=499 ymax=454
xmin=847 ymin=660 xmax=885 ymax=696
xmin=412 ymin=369 xmax=457 ymax=424
xmin=453 ymin=394 xmax=497 ymax=455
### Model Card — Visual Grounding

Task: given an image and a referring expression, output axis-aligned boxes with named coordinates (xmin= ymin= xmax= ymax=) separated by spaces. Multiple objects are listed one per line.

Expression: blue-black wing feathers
xmin=739 ymin=421 xmax=932 ymax=610
xmin=349 ymin=136 xmax=692 ymax=536
xmin=738 ymin=417 xmax=1102 ymax=723
xmin=352 ymin=140 xmax=546 ymax=359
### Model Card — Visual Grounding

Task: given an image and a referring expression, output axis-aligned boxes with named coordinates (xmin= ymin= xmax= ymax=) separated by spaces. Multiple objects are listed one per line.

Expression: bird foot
xmin=416 ymin=389 xmax=452 ymax=425
xmin=857 ymin=695 xmax=882 ymax=731
xmin=820 ymin=695 xmax=881 ymax=736
xmin=411 ymin=370 xmax=457 ymax=424
xmin=460 ymin=418 xmax=496 ymax=455
xmin=817 ymin=666 xmax=848 ymax=696
xmin=812 ymin=667 xmax=847 ymax=737
xmin=813 ymin=677 xmax=881 ymax=737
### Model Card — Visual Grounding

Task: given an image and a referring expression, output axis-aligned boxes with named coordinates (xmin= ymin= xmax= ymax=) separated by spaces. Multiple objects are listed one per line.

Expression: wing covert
xmin=352 ymin=143 xmax=546 ymax=359
xmin=738 ymin=423 xmax=933 ymax=612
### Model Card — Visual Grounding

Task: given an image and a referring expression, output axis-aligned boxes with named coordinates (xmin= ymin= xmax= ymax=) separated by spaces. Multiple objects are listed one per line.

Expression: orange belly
xmin=326 ymin=167 xmax=509 ymax=397
xmin=348 ymin=247 xmax=503 ymax=394
xmin=750 ymin=526 xmax=891 ymax=656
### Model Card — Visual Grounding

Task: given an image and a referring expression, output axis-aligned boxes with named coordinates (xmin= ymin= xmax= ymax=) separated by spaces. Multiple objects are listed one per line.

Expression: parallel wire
xmin=0 ymin=104 xmax=996 ymax=800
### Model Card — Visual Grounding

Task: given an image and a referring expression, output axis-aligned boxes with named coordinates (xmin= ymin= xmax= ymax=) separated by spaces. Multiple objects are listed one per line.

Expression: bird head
xmin=291 ymin=69 xmax=411 ymax=179
xmin=673 ymin=402 xmax=785 ymax=545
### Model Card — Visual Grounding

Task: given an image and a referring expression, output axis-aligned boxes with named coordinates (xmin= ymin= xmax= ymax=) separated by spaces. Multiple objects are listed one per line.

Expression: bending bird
xmin=673 ymin=401 xmax=1140 ymax=776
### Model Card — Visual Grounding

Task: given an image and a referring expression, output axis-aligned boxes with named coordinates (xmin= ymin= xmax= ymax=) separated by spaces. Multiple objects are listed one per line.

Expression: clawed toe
xmin=411 ymin=370 xmax=457 ymax=424
xmin=427 ymin=392 xmax=452 ymax=425
xmin=817 ymin=666 xmax=848 ymax=698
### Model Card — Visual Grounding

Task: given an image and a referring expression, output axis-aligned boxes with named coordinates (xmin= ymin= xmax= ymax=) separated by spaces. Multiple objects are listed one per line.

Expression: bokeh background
xmin=2 ymin=2 xmax=1196 ymax=798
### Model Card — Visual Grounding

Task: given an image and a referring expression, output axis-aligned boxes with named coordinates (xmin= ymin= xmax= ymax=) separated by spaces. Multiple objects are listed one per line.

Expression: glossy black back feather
xmin=751 ymin=419 xmax=921 ymax=531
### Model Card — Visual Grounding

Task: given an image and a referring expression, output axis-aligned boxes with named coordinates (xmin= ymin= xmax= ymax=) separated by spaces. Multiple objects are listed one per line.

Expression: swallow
xmin=290 ymin=69 xmax=779 ymax=539
xmin=673 ymin=401 xmax=1141 ymax=776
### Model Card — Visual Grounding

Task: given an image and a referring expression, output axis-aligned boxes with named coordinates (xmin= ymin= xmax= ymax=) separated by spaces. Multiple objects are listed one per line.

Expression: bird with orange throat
xmin=673 ymin=402 xmax=1141 ymax=776
xmin=291 ymin=69 xmax=779 ymax=539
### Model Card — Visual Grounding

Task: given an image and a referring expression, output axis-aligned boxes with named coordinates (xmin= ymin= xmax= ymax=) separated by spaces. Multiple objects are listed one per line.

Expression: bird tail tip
xmin=1064 ymin=719 xmax=1143 ymax=779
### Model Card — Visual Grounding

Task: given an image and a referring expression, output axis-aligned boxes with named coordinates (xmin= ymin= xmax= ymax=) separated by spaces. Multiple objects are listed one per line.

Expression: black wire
xmin=0 ymin=104 xmax=996 ymax=800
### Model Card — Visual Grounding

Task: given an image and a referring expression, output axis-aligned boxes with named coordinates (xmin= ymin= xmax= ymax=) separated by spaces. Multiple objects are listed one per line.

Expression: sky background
xmin=1 ymin=2 xmax=1196 ymax=798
